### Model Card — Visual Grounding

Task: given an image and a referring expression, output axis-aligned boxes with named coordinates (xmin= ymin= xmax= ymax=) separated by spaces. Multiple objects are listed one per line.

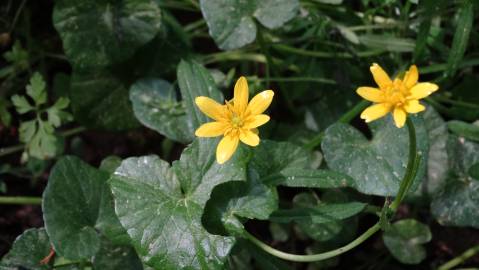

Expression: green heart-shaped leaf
xmin=109 ymin=139 xmax=249 ymax=269
xmin=53 ymin=0 xmax=162 ymax=70
xmin=383 ymin=219 xmax=431 ymax=264
xmin=200 ymin=0 xmax=299 ymax=50
xmin=43 ymin=156 xmax=129 ymax=260
xmin=322 ymin=116 xmax=428 ymax=196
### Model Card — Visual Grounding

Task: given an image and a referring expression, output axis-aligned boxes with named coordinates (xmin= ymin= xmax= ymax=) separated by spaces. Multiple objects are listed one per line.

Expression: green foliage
xmin=3 ymin=0 xmax=479 ymax=269
xmin=11 ymin=73 xmax=72 ymax=161
xmin=130 ymin=78 xmax=193 ymax=143
xmin=203 ymin=168 xmax=278 ymax=235
xmin=446 ymin=0 xmax=474 ymax=77
xmin=200 ymin=0 xmax=299 ymax=50
xmin=177 ymin=60 xmax=224 ymax=130
xmin=69 ymin=70 xmax=139 ymax=130
xmin=43 ymin=156 xmax=129 ymax=260
xmin=53 ymin=0 xmax=162 ymax=70
xmin=383 ymin=219 xmax=432 ymax=264
xmin=0 ymin=41 xmax=29 ymax=79
xmin=269 ymin=200 xmax=365 ymax=224
xmin=322 ymin=116 xmax=428 ymax=196
xmin=447 ymin=120 xmax=479 ymax=142
xmin=0 ymin=228 xmax=51 ymax=270
xmin=109 ymin=140 xmax=249 ymax=269
xmin=431 ymin=136 xmax=479 ymax=228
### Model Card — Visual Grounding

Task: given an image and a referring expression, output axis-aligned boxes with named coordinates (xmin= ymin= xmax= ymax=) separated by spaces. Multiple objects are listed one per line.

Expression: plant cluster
xmin=1 ymin=0 xmax=479 ymax=269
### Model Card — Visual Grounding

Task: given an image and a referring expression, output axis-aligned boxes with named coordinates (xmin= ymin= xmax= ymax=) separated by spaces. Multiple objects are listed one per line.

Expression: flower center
xmin=384 ymin=79 xmax=409 ymax=106
xmin=231 ymin=115 xmax=243 ymax=128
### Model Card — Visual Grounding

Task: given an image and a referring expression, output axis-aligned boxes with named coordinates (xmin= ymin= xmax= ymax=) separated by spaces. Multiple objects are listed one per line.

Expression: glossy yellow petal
xmin=195 ymin=96 xmax=225 ymax=120
xmin=403 ymin=65 xmax=418 ymax=89
xmin=409 ymin=83 xmax=439 ymax=99
xmin=247 ymin=90 xmax=274 ymax=115
xmin=393 ymin=107 xmax=407 ymax=128
xmin=360 ymin=103 xmax=392 ymax=123
xmin=244 ymin=114 xmax=270 ymax=129
xmin=234 ymin=76 xmax=249 ymax=114
xmin=195 ymin=122 xmax=228 ymax=137
xmin=239 ymin=130 xmax=260 ymax=146
xmin=356 ymin=87 xmax=384 ymax=102
xmin=370 ymin=63 xmax=392 ymax=89
xmin=216 ymin=135 xmax=239 ymax=164
xmin=404 ymin=100 xmax=425 ymax=113
xmin=251 ymin=128 xmax=259 ymax=135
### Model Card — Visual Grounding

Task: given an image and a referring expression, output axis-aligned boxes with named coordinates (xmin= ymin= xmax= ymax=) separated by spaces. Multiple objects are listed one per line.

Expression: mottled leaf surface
xmin=92 ymin=238 xmax=143 ymax=270
xmin=422 ymin=107 xmax=449 ymax=195
xmin=383 ymin=219 xmax=431 ymax=264
xmin=1 ymin=228 xmax=51 ymax=270
xmin=322 ymin=116 xmax=428 ymax=196
xmin=431 ymin=136 xmax=479 ymax=228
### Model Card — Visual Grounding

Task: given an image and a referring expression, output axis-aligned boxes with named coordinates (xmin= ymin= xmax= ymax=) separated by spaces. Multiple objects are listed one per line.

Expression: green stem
xmin=247 ymin=76 xmax=336 ymax=85
xmin=53 ymin=261 xmax=91 ymax=269
xmin=0 ymin=144 xmax=24 ymax=157
xmin=433 ymin=96 xmax=479 ymax=110
xmin=256 ymin=27 xmax=271 ymax=87
xmin=184 ymin=19 xmax=206 ymax=33
xmin=420 ymin=58 xmax=479 ymax=74
xmin=244 ymin=223 xmax=381 ymax=262
xmin=272 ymin=44 xmax=385 ymax=58
xmin=0 ymin=196 xmax=42 ymax=205
xmin=60 ymin=126 xmax=86 ymax=137
xmin=304 ymin=100 xmax=370 ymax=150
xmin=202 ymin=52 xmax=266 ymax=65
xmin=438 ymin=244 xmax=479 ymax=270
xmin=390 ymin=117 xmax=417 ymax=212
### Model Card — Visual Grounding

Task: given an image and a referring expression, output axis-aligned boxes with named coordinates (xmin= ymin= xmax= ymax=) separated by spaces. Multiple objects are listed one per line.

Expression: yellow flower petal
xmin=360 ymin=103 xmax=392 ymax=123
xmin=195 ymin=97 xmax=226 ymax=120
xmin=409 ymin=83 xmax=439 ymax=99
xmin=245 ymin=114 xmax=270 ymax=129
xmin=234 ymin=76 xmax=249 ymax=114
xmin=247 ymin=90 xmax=274 ymax=115
xmin=404 ymin=100 xmax=425 ymax=113
xmin=239 ymin=130 xmax=260 ymax=146
xmin=370 ymin=63 xmax=392 ymax=89
xmin=403 ymin=65 xmax=418 ymax=89
xmin=393 ymin=107 xmax=407 ymax=128
xmin=216 ymin=135 xmax=239 ymax=164
xmin=195 ymin=122 xmax=228 ymax=137
xmin=356 ymin=87 xmax=384 ymax=102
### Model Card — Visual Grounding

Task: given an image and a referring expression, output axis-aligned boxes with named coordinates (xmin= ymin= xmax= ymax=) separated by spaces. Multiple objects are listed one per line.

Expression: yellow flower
xmin=357 ymin=63 xmax=439 ymax=128
xmin=195 ymin=76 xmax=274 ymax=164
